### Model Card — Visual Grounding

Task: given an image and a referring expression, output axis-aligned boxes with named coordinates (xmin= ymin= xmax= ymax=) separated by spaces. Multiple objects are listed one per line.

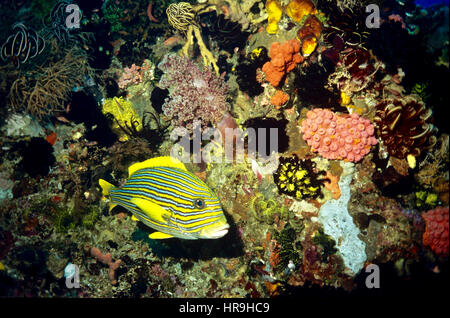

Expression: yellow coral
xmin=102 ymin=97 xmax=142 ymax=141
xmin=340 ymin=91 xmax=351 ymax=106
xmin=266 ymin=0 xmax=283 ymax=34
xmin=301 ymin=36 xmax=317 ymax=56
xmin=285 ymin=0 xmax=317 ymax=23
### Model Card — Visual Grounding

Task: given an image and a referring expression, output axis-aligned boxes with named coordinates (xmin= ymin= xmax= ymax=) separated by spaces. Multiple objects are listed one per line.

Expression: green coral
xmin=415 ymin=190 xmax=439 ymax=209
xmin=275 ymin=225 xmax=302 ymax=272
xmin=312 ymin=227 xmax=337 ymax=261
xmin=102 ymin=2 xmax=126 ymax=33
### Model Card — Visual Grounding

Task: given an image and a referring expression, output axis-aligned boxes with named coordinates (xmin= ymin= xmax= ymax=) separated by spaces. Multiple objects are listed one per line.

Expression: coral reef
xmin=301 ymin=108 xmax=377 ymax=162
xmin=0 ymin=0 xmax=448 ymax=302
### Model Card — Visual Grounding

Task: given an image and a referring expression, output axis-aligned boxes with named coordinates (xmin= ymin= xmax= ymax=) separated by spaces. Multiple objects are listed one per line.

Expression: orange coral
xmin=297 ymin=15 xmax=322 ymax=39
xmin=323 ymin=170 xmax=341 ymax=199
xmin=285 ymin=0 xmax=317 ymax=23
xmin=262 ymin=39 xmax=303 ymax=87
xmin=270 ymin=90 xmax=289 ymax=107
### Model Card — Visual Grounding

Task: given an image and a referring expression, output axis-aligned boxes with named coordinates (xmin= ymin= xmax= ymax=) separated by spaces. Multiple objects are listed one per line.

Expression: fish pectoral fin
xmin=130 ymin=198 xmax=171 ymax=224
xmin=108 ymin=203 xmax=118 ymax=213
xmin=99 ymin=179 xmax=116 ymax=196
xmin=149 ymin=232 xmax=174 ymax=239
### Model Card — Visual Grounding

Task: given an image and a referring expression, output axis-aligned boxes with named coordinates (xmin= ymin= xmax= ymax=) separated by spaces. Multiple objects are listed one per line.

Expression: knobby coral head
xmin=301 ymin=108 xmax=377 ymax=162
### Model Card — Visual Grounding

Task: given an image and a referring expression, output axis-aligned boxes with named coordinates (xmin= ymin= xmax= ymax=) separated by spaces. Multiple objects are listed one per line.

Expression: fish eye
xmin=194 ymin=199 xmax=205 ymax=208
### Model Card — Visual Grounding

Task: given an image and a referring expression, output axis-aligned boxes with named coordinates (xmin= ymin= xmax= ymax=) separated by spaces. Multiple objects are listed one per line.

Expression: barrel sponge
xmin=422 ymin=207 xmax=449 ymax=257
xmin=301 ymin=108 xmax=377 ymax=162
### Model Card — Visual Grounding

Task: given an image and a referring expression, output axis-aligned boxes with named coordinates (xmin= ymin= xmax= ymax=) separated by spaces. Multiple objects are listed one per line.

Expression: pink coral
xmin=300 ymin=108 xmax=377 ymax=162
xmin=118 ymin=64 xmax=143 ymax=89
xmin=422 ymin=207 xmax=449 ymax=257
xmin=158 ymin=54 xmax=230 ymax=132
xmin=89 ymin=247 xmax=122 ymax=285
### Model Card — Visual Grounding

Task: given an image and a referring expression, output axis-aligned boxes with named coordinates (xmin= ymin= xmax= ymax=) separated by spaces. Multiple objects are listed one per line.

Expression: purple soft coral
xmin=158 ymin=54 xmax=230 ymax=132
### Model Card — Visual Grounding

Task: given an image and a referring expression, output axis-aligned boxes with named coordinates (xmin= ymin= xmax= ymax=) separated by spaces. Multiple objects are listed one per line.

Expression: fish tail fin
xmin=99 ymin=179 xmax=116 ymax=196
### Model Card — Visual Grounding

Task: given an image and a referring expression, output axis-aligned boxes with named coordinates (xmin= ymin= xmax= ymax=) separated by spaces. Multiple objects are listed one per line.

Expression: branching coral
xmin=273 ymin=155 xmax=327 ymax=200
xmin=373 ymin=95 xmax=437 ymax=159
xmin=158 ymin=53 xmax=230 ymax=132
xmin=9 ymin=47 xmax=93 ymax=119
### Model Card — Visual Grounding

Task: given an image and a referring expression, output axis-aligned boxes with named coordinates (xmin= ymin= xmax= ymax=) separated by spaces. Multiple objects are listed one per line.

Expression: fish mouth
xmin=205 ymin=223 xmax=230 ymax=239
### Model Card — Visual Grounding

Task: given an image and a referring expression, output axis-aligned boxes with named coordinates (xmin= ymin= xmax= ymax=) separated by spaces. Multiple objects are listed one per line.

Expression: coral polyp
xmin=374 ymin=95 xmax=437 ymax=158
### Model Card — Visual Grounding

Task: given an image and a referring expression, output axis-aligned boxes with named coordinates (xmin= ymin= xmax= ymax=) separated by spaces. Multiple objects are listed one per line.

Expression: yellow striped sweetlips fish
xmin=99 ymin=156 xmax=229 ymax=240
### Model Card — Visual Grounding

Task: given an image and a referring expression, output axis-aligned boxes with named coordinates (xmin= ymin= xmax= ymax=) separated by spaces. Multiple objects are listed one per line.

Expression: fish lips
xmin=201 ymin=223 xmax=230 ymax=239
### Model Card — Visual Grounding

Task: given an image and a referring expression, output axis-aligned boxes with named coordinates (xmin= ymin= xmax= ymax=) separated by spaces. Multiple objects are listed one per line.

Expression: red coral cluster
xmin=301 ymin=108 xmax=377 ymax=162
xmin=422 ymin=207 xmax=449 ymax=257
xmin=262 ymin=39 xmax=304 ymax=87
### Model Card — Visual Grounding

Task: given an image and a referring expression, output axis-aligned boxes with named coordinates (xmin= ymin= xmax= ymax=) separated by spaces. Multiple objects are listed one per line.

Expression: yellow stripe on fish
xmin=99 ymin=156 xmax=229 ymax=240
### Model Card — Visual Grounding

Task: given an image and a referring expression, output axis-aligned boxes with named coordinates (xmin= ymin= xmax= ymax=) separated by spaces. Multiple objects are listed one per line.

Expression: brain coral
xmin=422 ymin=206 xmax=449 ymax=257
xmin=301 ymin=108 xmax=377 ymax=162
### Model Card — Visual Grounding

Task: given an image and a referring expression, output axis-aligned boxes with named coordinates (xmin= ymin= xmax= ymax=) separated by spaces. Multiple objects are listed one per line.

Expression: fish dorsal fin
xmin=128 ymin=156 xmax=187 ymax=177
xmin=149 ymin=232 xmax=174 ymax=239
xmin=130 ymin=198 xmax=171 ymax=224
